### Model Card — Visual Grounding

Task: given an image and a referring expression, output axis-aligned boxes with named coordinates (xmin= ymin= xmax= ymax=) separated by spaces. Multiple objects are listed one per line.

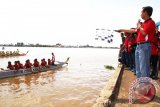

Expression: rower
xmin=48 ymin=59 xmax=51 ymax=65
xmin=10 ymin=51 xmax=13 ymax=55
xmin=33 ymin=59 xmax=39 ymax=67
xmin=13 ymin=51 xmax=16 ymax=55
xmin=41 ymin=58 xmax=47 ymax=66
xmin=5 ymin=51 xmax=9 ymax=56
xmin=1 ymin=51 xmax=5 ymax=56
xmin=7 ymin=61 xmax=14 ymax=70
xmin=14 ymin=61 xmax=20 ymax=70
xmin=17 ymin=61 xmax=24 ymax=69
xmin=16 ymin=49 xmax=19 ymax=55
xmin=24 ymin=59 xmax=33 ymax=69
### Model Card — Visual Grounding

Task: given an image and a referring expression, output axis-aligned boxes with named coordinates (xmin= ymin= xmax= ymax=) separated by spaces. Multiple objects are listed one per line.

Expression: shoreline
xmin=0 ymin=45 xmax=119 ymax=49
xmin=93 ymin=64 xmax=124 ymax=107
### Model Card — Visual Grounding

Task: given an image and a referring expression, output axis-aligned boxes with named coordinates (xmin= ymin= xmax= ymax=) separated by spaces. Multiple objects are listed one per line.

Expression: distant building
xmin=16 ymin=42 xmax=24 ymax=46
xmin=56 ymin=43 xmax=62 ymax=46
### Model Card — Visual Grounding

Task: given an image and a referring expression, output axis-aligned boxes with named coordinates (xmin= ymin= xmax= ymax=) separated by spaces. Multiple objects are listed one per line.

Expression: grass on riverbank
xmin=104 ymin=65 xmax=115 ymax=70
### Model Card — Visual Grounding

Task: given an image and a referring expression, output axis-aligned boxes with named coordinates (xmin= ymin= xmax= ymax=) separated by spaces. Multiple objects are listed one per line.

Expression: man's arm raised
xmin=115 ymin=29 xmax=136 ymax=34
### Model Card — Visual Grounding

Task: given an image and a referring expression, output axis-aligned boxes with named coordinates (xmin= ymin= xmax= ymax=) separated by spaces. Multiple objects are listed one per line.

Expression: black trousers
xmin=150 ymin=55 xmax=159 ymax=77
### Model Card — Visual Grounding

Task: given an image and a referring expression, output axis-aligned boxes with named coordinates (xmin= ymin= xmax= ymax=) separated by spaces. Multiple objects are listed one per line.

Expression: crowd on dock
xmin=117 ymin=6 xmax=160 ymax=80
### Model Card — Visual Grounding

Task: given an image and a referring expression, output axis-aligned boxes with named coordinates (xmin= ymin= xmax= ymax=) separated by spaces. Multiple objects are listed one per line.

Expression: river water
xmin=0 ymin=47 xmax=119 ymax=107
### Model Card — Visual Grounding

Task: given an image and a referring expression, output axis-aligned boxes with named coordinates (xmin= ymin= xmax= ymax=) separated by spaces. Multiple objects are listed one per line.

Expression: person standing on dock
xmin=116 ymin=6 xmax=156 ymax=78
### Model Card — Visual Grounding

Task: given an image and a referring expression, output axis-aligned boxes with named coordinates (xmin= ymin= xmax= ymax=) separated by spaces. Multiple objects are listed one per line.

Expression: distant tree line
xmin=0 ymin=42 xmax=119 ymax=49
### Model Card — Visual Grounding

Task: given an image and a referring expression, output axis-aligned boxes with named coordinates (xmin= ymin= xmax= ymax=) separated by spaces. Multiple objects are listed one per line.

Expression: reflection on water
xmin=0 ymin=47 xmax=119 ymax=107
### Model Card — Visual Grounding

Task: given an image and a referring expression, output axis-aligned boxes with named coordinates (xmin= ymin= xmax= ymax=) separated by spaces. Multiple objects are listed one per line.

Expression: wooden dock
xmin=93 ymin=65 xmax=160 ymax=107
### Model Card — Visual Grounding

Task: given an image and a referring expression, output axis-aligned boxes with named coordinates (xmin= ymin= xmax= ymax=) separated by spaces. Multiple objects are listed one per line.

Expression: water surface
xmin=0 ymin=47 xmax=119 ymax=107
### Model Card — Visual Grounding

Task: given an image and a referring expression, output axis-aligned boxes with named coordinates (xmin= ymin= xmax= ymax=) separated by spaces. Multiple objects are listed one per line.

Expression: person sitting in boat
xmin=12 ymin=51 xmax=16 ymax=55
xmin=0 ymin=51 xmax=4 ymax=56
xmin=1 ymin=51 xmax=5 ymax=56
xmin=24 ymin=59 xmax=33 ymax=69
xmin=48 ymin=59 xmax=51 ymax=65
xmin=7 ymin=61 xmax=14 ymax=70
xmin=17 ymin=61 xmax=24 ymax=69
xmin=10 ymin=51 xmax=13 ymax=55
xmin=51 ymin=53 xmax=55 ymax=65
xmin=14 ymin=61 xmax=20 ymax=70
xmin=5 ymin=51 xmax=10 ymax=56
xmin=41 ymin=58 xmax=47 ymax=66
xmin=33 ymin=59 xmax=40 ymax=67
xmin=16 ymin=49 xmax=20 ymax=55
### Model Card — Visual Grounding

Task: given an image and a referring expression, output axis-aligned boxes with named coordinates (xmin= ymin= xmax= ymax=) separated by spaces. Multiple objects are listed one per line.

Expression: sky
xmin=0 ymin=0 xmax=160 ymax=47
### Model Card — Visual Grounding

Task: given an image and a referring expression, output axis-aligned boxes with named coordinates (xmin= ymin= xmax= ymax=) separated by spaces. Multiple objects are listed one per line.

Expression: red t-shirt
xmin=41 ymin=61 xmax=46 ymax=66
xmin=124 ymin=36 xmax=129 ymax=49
xmin=33 ymin=61 xmax=39 ymax=67
xmin=48 ymin=60 xmax=51 ymax=65
xmin=18 ymin=63 xmax=24 ymax=69
xmin=128 ymin=36 xmax=136 ymax=52
xmin=137 ymin=18 xmax=156 ymax=43
xmin=25 ymin=63 xmax=32 ymax=68
xmin=7 ymin=65 xmax=14 ymax=70
xmin=14 ymin=64 xmax=19 ymax=70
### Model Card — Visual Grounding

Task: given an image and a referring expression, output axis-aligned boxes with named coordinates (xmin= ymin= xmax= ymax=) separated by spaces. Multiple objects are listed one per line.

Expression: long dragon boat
xmin=0 ymin=51 xmax=29 ymax=57
xmin=0 ymin=57 xmax=70 ymax=79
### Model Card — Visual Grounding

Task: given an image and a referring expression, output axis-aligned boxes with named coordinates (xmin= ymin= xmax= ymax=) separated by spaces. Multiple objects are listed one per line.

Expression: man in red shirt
xmin=116 ymin=6 xmax=156 ymax=78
